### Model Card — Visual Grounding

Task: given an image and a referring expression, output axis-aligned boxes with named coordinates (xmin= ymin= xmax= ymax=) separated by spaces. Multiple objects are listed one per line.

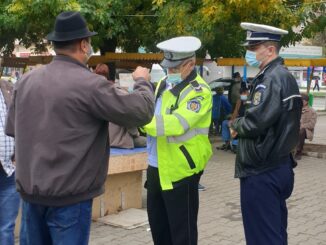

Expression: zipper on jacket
xmin=179 ymin=145 xmax=196 ymax=169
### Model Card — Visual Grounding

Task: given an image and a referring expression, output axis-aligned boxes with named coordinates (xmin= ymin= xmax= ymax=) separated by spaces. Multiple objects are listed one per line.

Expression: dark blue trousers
xmin=240 ymin=160 xmax=294 ymax=245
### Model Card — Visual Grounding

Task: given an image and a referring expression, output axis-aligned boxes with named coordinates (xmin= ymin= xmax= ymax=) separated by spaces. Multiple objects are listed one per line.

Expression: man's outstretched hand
xmin=132 ymin=66 xmax=151 ymax=82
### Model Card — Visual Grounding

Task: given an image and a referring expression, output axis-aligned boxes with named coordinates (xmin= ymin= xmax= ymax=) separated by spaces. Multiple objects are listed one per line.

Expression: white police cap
xmin=241 ymin=22 xmax=288 ymax=46
xmin=156 ymin=36 xmax=201 ymax=68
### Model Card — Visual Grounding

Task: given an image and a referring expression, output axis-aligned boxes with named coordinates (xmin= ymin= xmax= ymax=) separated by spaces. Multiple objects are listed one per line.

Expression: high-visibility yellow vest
xmin=144 ymin=73 xmax=213 ymax=190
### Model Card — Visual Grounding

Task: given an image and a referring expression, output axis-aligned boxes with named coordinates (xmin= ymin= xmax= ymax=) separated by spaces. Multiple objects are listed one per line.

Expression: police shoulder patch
xmin=187 ymin=99 xmax=201 ymax=113
xmin=252 ymin=85 xmax=266 ymax=106
xmin=253 ymin=90 xmax=263 ymax=105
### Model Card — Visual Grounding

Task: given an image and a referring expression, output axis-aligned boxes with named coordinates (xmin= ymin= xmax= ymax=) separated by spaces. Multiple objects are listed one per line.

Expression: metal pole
xmin=243 ymin=65 xmax=247 ymax=82
xmin=307 ymin=66 xmax=311 ymax=93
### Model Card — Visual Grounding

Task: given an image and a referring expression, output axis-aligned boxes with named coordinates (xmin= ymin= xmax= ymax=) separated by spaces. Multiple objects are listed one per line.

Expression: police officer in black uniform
xmin=230 ymin=22 xmax=302 ymax=245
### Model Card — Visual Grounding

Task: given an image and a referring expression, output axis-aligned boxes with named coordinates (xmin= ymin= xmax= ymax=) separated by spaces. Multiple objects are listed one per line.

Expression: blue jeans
xmin=20 ymin=199 xmax=93 ymax=245
xmin=221 ymin=120 xmax=230 ymax=142
xmin=0 ymin=169 xmax=20 ymax=245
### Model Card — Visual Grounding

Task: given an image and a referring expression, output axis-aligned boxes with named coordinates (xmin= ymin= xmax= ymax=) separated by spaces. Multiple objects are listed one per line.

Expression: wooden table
xmin=92 ymin=148 xmax=148 ymax=219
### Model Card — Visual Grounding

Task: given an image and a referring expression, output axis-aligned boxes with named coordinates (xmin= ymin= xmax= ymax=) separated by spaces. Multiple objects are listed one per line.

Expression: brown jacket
xmin=109 ymin=123 xmax=138 ymax=149
xmin=300 ymin=106 xmax=317 ymax=141
xmin=5 ymin=55 xmax=154 ymax=206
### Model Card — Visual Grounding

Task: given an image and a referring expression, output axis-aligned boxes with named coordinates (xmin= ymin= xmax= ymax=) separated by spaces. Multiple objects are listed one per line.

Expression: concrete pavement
xmin=89 ymin=146 xmax=326 ymax=245
xmin=310 ymin=113 xmax=326 ymax=145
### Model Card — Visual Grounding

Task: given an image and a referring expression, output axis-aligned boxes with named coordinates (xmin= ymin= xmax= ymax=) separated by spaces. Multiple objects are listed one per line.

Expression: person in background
xmin=228 ymin=72 xmax=241 ymax=110
xmin=294 ymin=93 xmax=317 ymax=160
xmin=109 ymin=124 xmax=146 ymax=148
xmin=15 ymin=71 xmax=20 ymax=81
xmin=217 ymin=87 xmax=249 ymax=152
xmin=0 ymin=78 xmax=19 ymax=245
xmin=210 ymin=87 xmax=231 ymax=135
xmin=6 ymin=11 xmax=154 ymax=245
xmin=94 ymin=63 xmax=147 ymax=149
xmin=313 ymin=77 xmax=320 ymax=91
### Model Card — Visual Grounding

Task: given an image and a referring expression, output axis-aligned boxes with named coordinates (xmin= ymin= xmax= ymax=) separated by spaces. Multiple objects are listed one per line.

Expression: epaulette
xmin=190 ymin=80 xmax=202 ymax=92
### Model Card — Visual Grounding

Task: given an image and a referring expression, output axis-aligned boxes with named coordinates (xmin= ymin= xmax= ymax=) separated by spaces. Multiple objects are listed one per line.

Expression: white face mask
xmin=166 ymin=72 xmax=182 ymax=84
xmin=240 ymin=95 xmax=248 ymax=101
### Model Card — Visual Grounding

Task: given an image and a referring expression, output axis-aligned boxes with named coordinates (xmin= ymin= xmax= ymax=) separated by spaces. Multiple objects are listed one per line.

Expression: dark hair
xmin=53 ymin=38 xmax=88 ymax=52
xmin=262 ymin=41 xmax=281 ymax=54
xmin=233 ymin=72 xmax=241 ymax=79
xmin=240 ymin=87 xmax=248 ymax=94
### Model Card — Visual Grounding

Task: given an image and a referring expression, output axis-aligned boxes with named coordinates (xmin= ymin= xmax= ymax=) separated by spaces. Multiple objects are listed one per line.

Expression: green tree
xmin=152 ymin=0 xmax=325 ymax=58
xmin=0 ymin=0 xmax=80 ymax=55
xmin=0 ymin=0 xmax=159 ymax=55
xmin=0 ymin=0 xmax=325 ymax=59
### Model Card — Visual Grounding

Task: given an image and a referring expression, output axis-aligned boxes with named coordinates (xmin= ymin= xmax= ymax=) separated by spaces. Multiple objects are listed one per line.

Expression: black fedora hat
xmin=46 ymin=11 xmax=97 ymax=42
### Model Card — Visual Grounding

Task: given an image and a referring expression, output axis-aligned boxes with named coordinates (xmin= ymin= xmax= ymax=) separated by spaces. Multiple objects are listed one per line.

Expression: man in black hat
xmin=230 ymin=22 xmax=302 ymax=245
xmin=6 ymin=11 xmax=154 ymax=245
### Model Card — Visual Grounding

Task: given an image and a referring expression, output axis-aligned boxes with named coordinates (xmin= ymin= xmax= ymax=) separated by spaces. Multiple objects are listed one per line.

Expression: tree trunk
xmin=307 ymin=66 xmax=315 ymax=94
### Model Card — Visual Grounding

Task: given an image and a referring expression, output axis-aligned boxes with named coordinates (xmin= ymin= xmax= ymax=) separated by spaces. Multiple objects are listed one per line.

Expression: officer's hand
xmin=230 ymin=128 xmax=238 ymax=138
xmin=133 ymin=66 xmax=150 ymax=82
xmin=228 ymin=120 xmax=233 ymax=127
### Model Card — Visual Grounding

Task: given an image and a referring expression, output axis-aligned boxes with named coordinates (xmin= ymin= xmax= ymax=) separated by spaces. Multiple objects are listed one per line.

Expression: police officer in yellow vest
xmin=143 ymin=36 xmax=212 ymax=245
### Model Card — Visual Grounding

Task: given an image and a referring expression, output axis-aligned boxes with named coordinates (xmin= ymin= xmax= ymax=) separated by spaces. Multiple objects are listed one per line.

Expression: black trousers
xmin=296 ymin=128 xmax=306 ymax=153
xmin=313 ymin=83 xmax=320 ymax=91
xmin=146 ymin=166 xmax=201 ymax=245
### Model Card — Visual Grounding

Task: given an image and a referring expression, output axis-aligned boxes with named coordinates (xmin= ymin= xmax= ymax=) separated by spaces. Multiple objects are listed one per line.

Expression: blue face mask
xmin=240 ymin=95 xmax=248 ymax=101
xmin=245 ymin=50 xmax=261 ymax=68
xmin=166 ymin=72 xmax=182 ymax=84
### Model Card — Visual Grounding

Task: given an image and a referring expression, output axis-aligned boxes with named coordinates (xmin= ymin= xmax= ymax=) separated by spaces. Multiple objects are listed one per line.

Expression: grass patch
xmin=310 ymin=92 xmax=326 ymax=97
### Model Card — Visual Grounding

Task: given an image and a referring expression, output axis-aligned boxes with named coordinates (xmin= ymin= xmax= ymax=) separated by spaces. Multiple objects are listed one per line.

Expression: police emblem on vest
xmin=187 ymin=99 xmax=201 ymax=112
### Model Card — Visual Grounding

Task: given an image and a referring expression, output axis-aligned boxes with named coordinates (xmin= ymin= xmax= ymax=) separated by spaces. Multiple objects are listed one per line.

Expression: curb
xmin=304 ymin=151 xmax=326 ymax=159
xmin=303 ymin=143 xmax=326 ymax=159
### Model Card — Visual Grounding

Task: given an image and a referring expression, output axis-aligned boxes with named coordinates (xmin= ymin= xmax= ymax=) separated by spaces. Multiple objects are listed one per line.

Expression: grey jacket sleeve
xmin=232 ymin=78 xmax=282 ymax=138
xmin=89 ymin=77 xmax=155 ymax=128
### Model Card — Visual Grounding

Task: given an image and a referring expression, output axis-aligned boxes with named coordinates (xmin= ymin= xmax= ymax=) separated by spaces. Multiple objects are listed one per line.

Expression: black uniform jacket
xmin=232 ymin=57 xmax=302 ymax=178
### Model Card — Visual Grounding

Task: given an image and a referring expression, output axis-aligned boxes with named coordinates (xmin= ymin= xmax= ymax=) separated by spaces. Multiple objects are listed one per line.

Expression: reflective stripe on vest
xmin=174 ymin=113 xmax=190 ymax=131
xmin=167 ymin=128 xmax=209 ymax=143
xmin=156 ymin=115 xmax=165 ymax=136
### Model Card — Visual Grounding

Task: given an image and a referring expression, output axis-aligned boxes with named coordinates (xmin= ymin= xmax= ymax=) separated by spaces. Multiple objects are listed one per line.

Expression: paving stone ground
xmin=90 ymin=145 xmax=326 ymax=245
xmin=15 ymin=116 xmax=326 ymax=244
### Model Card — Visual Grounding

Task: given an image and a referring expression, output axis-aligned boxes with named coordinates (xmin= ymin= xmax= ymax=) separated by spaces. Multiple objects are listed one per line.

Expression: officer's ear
xmin=264 ymin=43 xmax=276 ymax=56
xmin=182 ymin=59 xmax=195 ymax=71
